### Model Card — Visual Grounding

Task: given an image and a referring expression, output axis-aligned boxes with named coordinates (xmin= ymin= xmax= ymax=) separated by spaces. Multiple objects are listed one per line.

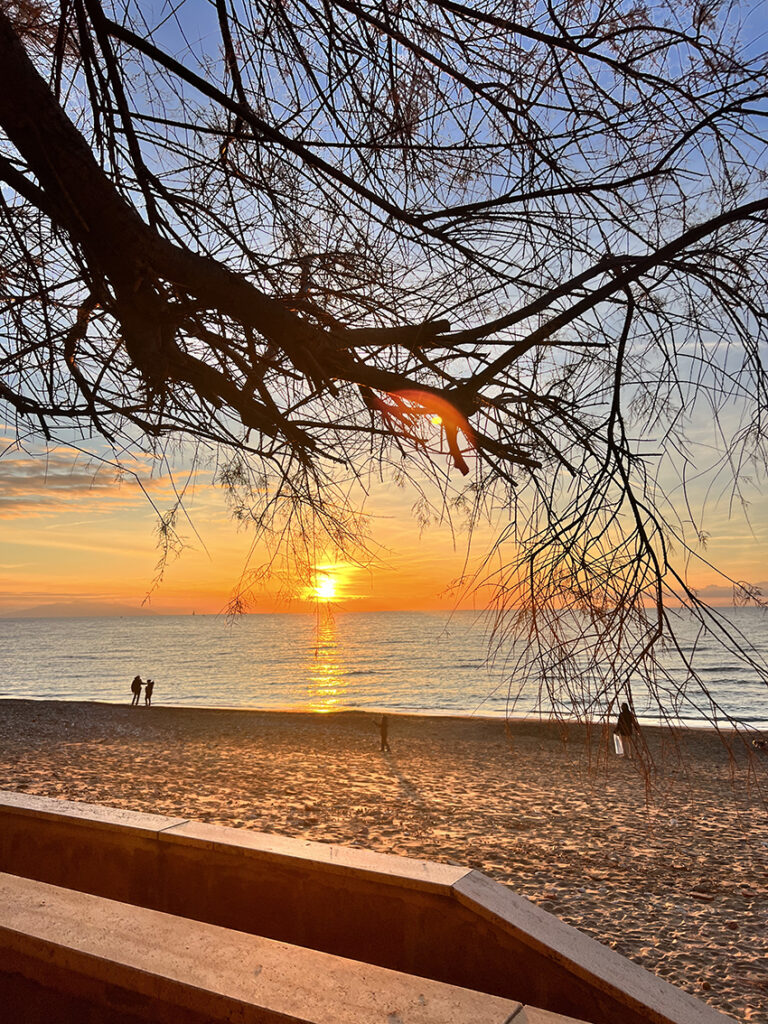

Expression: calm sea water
xmin=1 ymin=609 xmax=767 ymax=727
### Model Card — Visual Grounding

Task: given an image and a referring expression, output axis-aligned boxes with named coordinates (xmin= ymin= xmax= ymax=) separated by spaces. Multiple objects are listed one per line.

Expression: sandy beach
xmin=0 ymin=699 xmax=765 ymax=1021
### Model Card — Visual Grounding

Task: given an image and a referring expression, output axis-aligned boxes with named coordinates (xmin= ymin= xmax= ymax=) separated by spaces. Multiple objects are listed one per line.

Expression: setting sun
xmin=300 ymin=563 xmax=360 ymax=606
xmin=313 ymin=574 xmax=337 ymax=601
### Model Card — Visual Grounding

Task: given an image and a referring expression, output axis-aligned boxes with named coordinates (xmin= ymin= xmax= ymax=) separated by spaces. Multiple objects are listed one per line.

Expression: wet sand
xmin=0 ymin=698 xmax=766 ymax=1021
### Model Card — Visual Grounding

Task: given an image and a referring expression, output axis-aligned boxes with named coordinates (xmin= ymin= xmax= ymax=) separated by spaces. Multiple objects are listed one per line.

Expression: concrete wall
xmin=0 ymin=872 xmax=529 ymax=1024
xmin=0 ymin=791 xmax=729 ymax=1024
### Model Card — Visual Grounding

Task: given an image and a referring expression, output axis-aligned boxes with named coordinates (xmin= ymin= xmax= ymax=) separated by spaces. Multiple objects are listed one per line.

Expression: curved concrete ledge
xmin=453 ymin=871 xmax=728 ymax=1024
xmin=0 ymin=788 xmax=188 ymax=836
xmin=0 ymin=791 xmax=732 ymax=1024
xmin=0 ymin=873 xmax=530 ymax=1024
xmin=160 ymin=818 xmax=470 ymax=893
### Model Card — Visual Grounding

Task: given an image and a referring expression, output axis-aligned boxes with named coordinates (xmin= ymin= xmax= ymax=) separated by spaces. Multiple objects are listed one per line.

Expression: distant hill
xmin=2 ymin=601 xmax=156 ymax=618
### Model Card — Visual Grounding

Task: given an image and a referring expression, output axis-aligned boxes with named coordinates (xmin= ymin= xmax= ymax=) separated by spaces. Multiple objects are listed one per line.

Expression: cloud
xmin=5 ymin=534 xmax=153 ymax=556
xmin=0 ymin=451 xmax=183 ymax=519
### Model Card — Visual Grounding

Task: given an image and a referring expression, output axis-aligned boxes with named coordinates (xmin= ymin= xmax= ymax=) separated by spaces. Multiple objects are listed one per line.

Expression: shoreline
xmin=1 ymin=697 xmax=766 ymax=1021
xmin=3 ymin=695 xmax=766 ymax=733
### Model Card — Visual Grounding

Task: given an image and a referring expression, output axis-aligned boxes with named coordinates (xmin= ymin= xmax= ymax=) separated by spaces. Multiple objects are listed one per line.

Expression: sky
xmin=1 ymin=426 xmax=766 ymax=617
xmin=1 ymin=2 xmax=766 ymax=617
xmin=0 ymin=435 xmax=503 ymax=615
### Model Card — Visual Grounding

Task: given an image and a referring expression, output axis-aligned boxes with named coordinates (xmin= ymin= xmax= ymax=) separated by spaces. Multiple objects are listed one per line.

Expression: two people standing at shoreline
xmin=129 ymin=676 xmax=156 ymax=706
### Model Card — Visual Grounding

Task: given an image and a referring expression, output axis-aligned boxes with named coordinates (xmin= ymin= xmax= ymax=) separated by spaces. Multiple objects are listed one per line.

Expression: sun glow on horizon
xmin=314 ymin=574 xmax=337 ymax=601
xmin=302 ymin=562 xmax=368 ymax=606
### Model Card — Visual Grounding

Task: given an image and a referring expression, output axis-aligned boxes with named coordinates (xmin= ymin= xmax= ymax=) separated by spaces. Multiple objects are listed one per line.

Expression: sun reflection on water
xmin=306 ymin=609 xmax=347 ymax=712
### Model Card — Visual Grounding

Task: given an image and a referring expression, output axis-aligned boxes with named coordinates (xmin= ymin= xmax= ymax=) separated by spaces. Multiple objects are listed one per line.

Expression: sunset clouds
xmin=0 ymin=438 xmax=765 ymax=617
xmin=0 ymin=448 xmax=176 ymax=519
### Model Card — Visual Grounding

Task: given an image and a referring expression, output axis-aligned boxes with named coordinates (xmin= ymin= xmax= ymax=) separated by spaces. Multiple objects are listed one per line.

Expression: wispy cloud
xmin=0 ymin=451 xmax=182 ymax=519
xmin=5 ymin=535 xmax=152 ymax=556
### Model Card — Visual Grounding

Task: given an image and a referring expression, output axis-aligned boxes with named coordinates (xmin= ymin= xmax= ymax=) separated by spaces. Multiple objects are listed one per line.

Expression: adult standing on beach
xmin=130 ymin=675 xmax=142 ymax=707
xmin=379 ymin=714 xmax=391 ymax=752
xmin=614 ymin=702 xmax=639 ymax=757
xmin=144 ymin=679 xmax=155 ymax=706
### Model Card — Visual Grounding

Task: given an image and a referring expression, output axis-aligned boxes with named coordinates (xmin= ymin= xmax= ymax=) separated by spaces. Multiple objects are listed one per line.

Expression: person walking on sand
xmin=614 ymin=701 xmax=639 ymax=757
xmin=144 ymin=678 xmax=155 ymax=707
xmin=378 ymin=714 xmax=391 ymax=752
xmin=130 ymin=675 xmax=142 ymax=707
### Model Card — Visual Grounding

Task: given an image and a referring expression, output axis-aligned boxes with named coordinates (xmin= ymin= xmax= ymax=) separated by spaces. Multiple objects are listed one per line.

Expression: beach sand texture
xmin=0 ymin=699 xmax=765 ymax=1022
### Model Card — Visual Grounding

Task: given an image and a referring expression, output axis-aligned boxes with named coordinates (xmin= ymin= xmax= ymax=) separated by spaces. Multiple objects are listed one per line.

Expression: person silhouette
xmin=144 ymin=678 xmax=155 ymax=706
xmin=614 ymin=701 xmax=639 ymax=757
xmin=379 ymin=714 xmax=391 ymax=752
xmin=130 ymin=675 xmax=142 ymax=707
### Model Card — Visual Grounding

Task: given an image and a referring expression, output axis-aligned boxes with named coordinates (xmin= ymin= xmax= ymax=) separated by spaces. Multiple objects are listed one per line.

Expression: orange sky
xmin=0 ymin=441 xmax=500 ymax=615
xmin=0 ymin=437 xmax=766 ymax=616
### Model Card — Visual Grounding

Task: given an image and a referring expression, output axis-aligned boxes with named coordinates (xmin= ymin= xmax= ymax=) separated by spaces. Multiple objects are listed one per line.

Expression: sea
xmin=1 ymin=608 xmax=767 ymax=728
